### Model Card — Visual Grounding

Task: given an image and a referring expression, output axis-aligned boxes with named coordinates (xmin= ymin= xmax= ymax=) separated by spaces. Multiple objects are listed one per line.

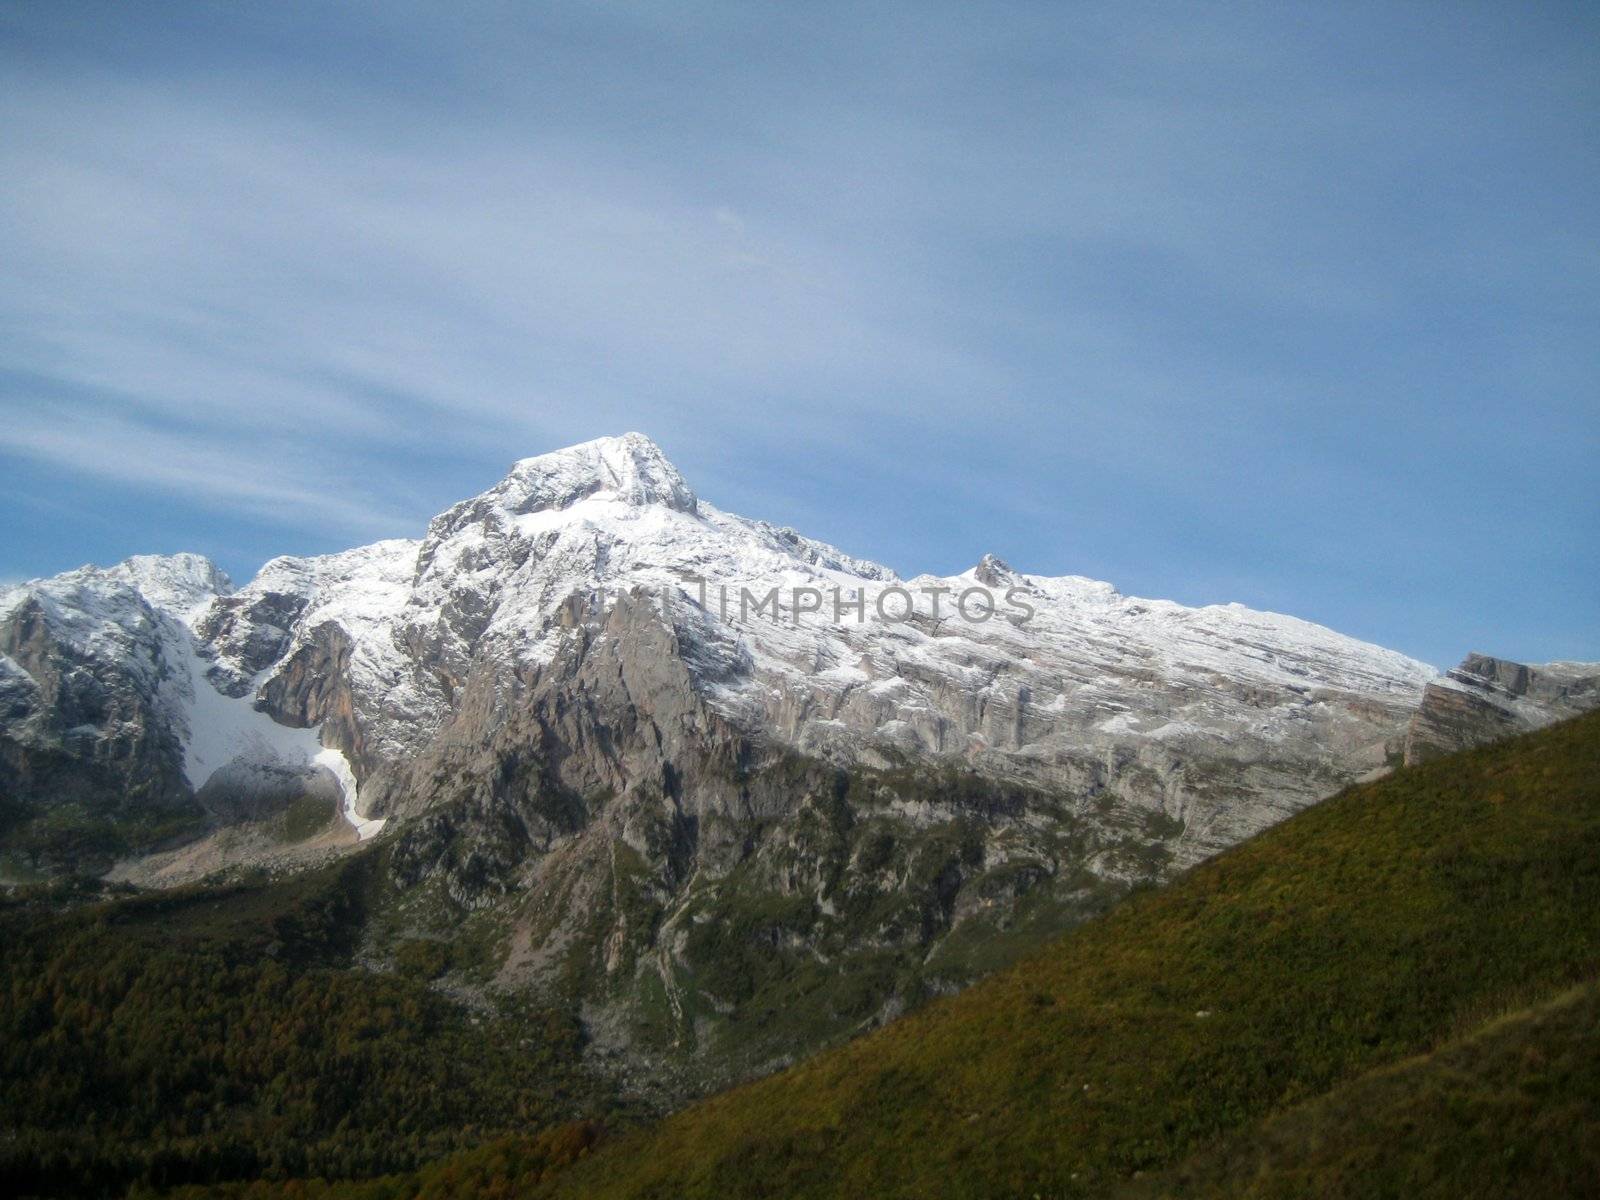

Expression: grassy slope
xmin=1123 ymin=977 xmax=1600 ymax=1198
xmin=540 ymin=710 xmax=1600 ymax=1198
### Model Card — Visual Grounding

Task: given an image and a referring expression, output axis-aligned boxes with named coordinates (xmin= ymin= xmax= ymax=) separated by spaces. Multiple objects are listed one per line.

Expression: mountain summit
xmin=475 ymin=433 xmax=700 ymax=520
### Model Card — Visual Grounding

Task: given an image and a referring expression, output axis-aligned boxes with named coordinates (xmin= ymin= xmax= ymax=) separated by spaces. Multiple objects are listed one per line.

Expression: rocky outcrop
xmin=0 ymin=572 xmax=209 ymax=871
xmin=194 ymin=589 xmax=309 ymax=696
xmin=0 ymin=589 xmax=192 ymax=816
xmin=1404 ymin=654 xmax=1600 ymax=764
xmin=0 ymin=555 xmax=381 ymax=871
xmin=375 ymin=589 xmax=1177 ymax=1091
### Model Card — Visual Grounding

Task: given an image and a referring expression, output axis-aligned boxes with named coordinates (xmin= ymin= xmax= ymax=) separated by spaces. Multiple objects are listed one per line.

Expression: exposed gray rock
xmin=194 ymin=589 xmax=309 ymax=696
xmin=0 ymin=554 xmax=373 ymax=871
xmin=1404 ymin=654 xmax=1600 ymax=764
xmin=0 ymin=585 xmax=193 ymax=817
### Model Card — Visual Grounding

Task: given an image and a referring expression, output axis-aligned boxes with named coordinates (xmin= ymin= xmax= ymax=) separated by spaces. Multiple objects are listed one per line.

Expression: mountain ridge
xmin=89 ymin=707 xmax=1600 ymax=1200
xmin=2 ymin=432 xmax=1448 ymax=837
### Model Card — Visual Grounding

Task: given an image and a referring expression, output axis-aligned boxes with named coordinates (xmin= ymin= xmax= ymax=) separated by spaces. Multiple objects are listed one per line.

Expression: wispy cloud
xmin=0 ymin=401 xmax=413 ymax=537
xmin=0 ymin=66 xmax=1005 ymax=525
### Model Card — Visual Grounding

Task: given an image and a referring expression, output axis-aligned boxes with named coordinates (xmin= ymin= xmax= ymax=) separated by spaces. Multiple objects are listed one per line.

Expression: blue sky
xmin=1 ymin=0 xmax=1595 ymax=669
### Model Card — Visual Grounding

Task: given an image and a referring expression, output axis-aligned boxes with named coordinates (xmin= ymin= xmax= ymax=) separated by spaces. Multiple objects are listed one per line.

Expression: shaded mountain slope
xmin=0 ymin=858 xmax=628 ymax=1199
xmin=68 ymin=707 xmax=1600 ymax=1200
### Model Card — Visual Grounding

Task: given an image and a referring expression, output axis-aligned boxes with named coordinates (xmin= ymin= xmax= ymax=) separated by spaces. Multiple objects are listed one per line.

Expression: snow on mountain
xmin=0 ymin=553 xmax=380 ymax=840
xmin=106 ymin=553 xmax=234 ymax=624
xmin=388 ymin=434 xmax=1433 ymax=714
xmin=0 ymin=559 xmax=210 ymax=742
xmin=2 ymin=432 xmax=1462 ymax=863
xmin=293 ymin=436 xmax=1434 ymax=860
xmin=15 ymin=433 xmax=1595 ymax=1097
xmin=202 ymin=538 xmax=433 ymax=770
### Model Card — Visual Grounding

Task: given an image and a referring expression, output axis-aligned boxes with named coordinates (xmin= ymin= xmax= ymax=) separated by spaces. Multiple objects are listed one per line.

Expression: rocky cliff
xmin=1404 ymin=653 xmax=1600 ymax=764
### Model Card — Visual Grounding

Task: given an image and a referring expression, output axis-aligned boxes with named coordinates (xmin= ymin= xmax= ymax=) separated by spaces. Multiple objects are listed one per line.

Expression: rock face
xmin=0 ymin=553 xmax=374 ymax=874
xmin=1404 ymin=654 xmax=1600 ymax=765
xmin=0 ymin=557 xmax=220 ymax=868
xmin=9 ymin=431 xmax=1550 ymax=1089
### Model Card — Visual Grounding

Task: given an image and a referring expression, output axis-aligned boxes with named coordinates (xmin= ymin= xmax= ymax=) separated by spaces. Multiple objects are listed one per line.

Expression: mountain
xmin=2 ymin=433 xmax=1595 ymax=1092
xmin=0 ymin=552 xmax=368 ymax=881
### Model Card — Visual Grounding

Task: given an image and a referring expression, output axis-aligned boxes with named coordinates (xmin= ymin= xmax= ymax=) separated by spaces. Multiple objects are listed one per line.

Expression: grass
xmin=1123 ymin=977 xmax=1600 ymax=1198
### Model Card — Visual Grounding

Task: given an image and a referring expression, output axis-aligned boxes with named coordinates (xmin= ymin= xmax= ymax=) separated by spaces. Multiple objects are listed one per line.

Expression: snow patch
xmin=178 ymin=636 xmax=383 ymax=840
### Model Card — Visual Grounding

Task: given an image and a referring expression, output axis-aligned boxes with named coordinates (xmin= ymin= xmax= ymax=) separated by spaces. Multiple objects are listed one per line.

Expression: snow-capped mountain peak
xmin=107 ymin=553 xmax=234 ymax=624
xmin=6 ymin=433 xmax=1594 ymax=1110
xmin=504 ymin=431 xmax=698 ymax=515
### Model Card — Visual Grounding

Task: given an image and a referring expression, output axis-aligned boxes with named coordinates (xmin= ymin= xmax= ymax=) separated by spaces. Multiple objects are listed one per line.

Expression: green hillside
xmin=1123 ymin=976 xmax=1600 ymax=1198
xmin=536 ymin=710 xmax=1600 ymax=1198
